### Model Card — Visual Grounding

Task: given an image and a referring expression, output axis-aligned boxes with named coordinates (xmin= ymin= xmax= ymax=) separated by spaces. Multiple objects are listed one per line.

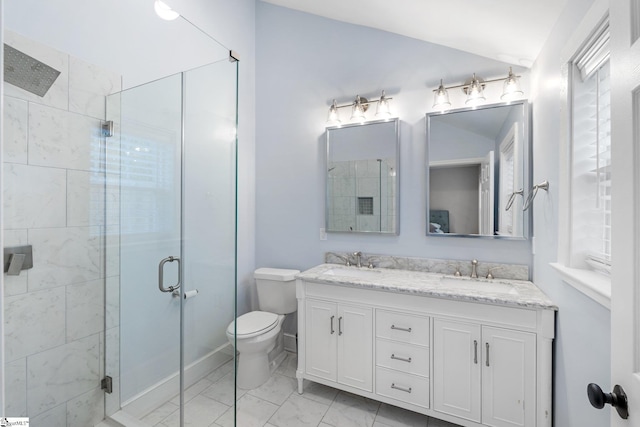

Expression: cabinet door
xmin=433 ymin=318 xmax=481 ymax=422
xmin=482 ymin=326 xmax=536 ymax=427
xmin=337 ymin=304 xmax=373 ymax=391
xmin=305 ymin=299 xmax=337 ymax=381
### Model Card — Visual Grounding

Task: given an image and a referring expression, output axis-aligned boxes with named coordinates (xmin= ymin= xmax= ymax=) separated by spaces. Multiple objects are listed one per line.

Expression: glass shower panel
xmin=104 ymin=58 xmax=238 ymax=426
xmin=182 ymin=61 xmax=237 ymax=382
xmin=111 ymin=73 xmax=184 ymax=407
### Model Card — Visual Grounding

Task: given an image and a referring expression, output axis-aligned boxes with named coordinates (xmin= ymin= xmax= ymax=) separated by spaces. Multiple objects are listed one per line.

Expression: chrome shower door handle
xmin=158 ymin=256 xmax=181 ymax=293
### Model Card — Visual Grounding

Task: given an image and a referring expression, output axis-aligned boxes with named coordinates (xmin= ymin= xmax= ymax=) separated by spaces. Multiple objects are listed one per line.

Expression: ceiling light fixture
xmin=432 ymin=67 xmax=523 ymax=111
xmin=326 ymin=91 xmax=393 ymax=125
xmin=154 ymin=0 xmax=180 ymax=21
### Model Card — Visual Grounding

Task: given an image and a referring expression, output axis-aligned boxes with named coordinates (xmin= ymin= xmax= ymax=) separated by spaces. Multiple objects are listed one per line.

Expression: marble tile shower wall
xmin=327 ymin=158 xmax=396 ymax=232
xmin=2 ymin=31 xmax=121 ymax=426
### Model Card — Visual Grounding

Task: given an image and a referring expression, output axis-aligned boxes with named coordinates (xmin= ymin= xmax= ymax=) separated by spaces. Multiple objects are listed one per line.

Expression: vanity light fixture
xmin=432 ymin=80 xmax=451 ymax=112
xmin=464 ymin=73 xmax=486 ymax=106
xmin=326 ymin=90 xmax=393 ymax=125
xmin=501 ymin=67 xmax=524 ymax=100
xmin=327 ymin=100 xmax=341 ymax=125
xmin=351 ymin=95 xmax=367 ymax=121
xmin=432 ymin=67 xmax=523 ymax=111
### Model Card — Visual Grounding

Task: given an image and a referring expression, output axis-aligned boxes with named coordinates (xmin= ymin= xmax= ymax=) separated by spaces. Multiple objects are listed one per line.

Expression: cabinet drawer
xmin=375 ymin=366 xmax=430 ymax=409
xmin=376 ymin=339 xmax=429 ymax=377
xmin=376 ymin=310 xmax=430 ymax=346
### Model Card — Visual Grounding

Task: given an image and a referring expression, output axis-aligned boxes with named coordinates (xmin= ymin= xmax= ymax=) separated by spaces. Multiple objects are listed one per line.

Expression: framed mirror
xmin=426 ymin=101 xmax=530 ymax=238
xmin=326 ymin=118 xmax=399 ymax=234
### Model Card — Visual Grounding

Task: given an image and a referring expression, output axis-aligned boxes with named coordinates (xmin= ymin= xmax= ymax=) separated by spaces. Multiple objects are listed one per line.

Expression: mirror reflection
xmin=427 ymin=102 xmax=529 ymax=238
xmin=326 ymin=119 xmax=399 ymax=234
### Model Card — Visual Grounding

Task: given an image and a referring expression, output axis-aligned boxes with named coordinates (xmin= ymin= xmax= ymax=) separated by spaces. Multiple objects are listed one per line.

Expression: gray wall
xmin=255 ymin=3 xmax=532 ymax=275
xmin=429 ymin=166 xmax=480 ymax=234
xmin=530 ymin=0 xmax=611 ymax=426
xmin=256 ymin=2 xmax=611 ymax=426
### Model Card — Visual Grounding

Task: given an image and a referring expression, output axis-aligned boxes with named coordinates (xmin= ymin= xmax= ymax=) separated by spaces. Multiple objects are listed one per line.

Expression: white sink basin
xmin=440 ymin=276 xmax=518 ymax=295
xmin=323 ymin=267 xmax=382 ymax=279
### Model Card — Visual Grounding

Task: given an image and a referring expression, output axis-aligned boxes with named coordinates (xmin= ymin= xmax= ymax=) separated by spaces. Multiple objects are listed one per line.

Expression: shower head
xmin=4 ymin=44 xmax=61 ymax=97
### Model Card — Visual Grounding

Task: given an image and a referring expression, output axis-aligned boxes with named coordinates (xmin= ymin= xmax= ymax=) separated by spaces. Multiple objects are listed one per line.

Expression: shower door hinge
xmin=101 ymin=121 xmax=114 ymax=137
xmin=101 ymin=376 xmax=113 ymax=394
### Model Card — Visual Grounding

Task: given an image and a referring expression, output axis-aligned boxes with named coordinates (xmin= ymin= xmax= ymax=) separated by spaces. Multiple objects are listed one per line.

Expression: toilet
xmin=226 ymin=267 xmax=299 ymax=389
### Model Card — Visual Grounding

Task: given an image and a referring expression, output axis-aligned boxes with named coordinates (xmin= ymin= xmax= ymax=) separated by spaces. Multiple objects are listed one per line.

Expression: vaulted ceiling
xmin=260 ymin=0 xmax=569 ymax=67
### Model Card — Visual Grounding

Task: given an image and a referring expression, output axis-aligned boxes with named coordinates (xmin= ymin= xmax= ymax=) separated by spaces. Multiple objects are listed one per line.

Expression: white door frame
xmin=610 ymin=0 xmax=640 ymax=424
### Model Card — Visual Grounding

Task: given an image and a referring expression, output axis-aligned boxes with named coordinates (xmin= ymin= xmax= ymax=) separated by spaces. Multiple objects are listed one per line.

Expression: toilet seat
xmin=227 ymin=311 xmax=279 ymax=339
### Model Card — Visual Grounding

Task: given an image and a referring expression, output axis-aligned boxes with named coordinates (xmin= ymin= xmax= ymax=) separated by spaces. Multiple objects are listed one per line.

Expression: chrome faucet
xmin=353 ymin=251 xmax=362 ymax=268
xmin=334 ymin=253 xmax=352 ymax=266
xmin=470 ymin=259 xmax=478 ymax=278
xmin=486 ymin=266 xmax=502 ymax=279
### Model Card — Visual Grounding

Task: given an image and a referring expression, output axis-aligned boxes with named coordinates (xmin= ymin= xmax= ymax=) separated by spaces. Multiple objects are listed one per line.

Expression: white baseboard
xmin=121 ymin=343 xmax=233 ymax=419
xmin=284 ymin=333 xmax=297 ymax=353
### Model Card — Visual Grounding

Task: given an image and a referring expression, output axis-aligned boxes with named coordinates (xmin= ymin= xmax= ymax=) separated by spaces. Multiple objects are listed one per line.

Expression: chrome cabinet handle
xmin=338 ymin=316 xmax=343 ymax=336
xmin=391 ymin=383 xmax=412 ymax=393
xmin=158 ymin=256 xmax=181 ymax=293
xmin=391 ymin=354 xmax=412 ymax=363
xmin=474 ymin=340 xmax=478 ymax=364
xmin=486 ymin=342 xmax=490 ymax=367
xmin=330 ymin=315 xmax=335 ymax=334
xmin=391 ymin=325 xmax=412 ymax=333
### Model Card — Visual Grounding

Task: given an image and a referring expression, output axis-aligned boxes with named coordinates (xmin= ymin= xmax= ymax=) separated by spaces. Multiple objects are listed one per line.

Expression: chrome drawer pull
xmin=474 ymin=340 xmax=478 ymax=364
xmin=391 ymin=354 xmax=412 ymax=363
xmin=390 ymin=325 xmax=412 ymax=333
xmin=486 ymin=342 xmax=490 ymax=367
xmin=330 ymin=315 xmax=335 ymax=334
xmin=391 ymin=383 xmax=412 ymax=393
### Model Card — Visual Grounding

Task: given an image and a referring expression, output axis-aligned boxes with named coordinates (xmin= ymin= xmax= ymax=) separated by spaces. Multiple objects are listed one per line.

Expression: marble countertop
xmin=297 ymin=264 xmax=557 ymax=310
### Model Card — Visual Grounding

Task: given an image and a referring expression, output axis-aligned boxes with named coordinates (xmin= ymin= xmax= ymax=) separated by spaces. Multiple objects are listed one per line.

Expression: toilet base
xmin=236 ymin=350 xmax=270 ymax=389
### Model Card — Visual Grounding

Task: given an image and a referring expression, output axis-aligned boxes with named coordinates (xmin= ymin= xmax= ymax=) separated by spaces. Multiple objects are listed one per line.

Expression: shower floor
xmin=133 ymin=352 xmax=460 ymax=427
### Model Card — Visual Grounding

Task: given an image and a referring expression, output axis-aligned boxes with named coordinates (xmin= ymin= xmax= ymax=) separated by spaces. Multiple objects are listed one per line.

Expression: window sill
xmin=550 ymin=263 xmax=611 ymax=309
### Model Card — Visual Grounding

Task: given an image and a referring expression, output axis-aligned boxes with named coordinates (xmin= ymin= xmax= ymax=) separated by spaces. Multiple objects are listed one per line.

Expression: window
xmin=570 ymin=21 xmax=611 ymax=275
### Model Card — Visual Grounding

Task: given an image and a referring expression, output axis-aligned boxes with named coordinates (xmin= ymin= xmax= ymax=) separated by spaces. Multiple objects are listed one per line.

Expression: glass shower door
xmin=104 ymin=57 xmax=238 ymax=426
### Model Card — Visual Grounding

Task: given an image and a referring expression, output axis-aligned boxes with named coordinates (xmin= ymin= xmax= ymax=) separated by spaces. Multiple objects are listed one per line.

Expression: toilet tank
xmin=254 ymin=268 xmax=300 ymax=314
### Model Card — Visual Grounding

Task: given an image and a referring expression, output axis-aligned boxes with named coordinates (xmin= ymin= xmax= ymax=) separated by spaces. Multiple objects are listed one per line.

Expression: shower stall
xmin=2 ymin=2 xmax=239 ymax=426
xmin=104 ymin=56 xmax=239 ymax=426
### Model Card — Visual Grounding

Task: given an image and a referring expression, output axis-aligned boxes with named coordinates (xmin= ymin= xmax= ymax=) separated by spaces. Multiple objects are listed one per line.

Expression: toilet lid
xmin=227 ymin=311 xmax=279 ymax=337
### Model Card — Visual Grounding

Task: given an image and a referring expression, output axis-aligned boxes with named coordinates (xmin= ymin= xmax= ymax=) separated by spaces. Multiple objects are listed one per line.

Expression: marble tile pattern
xmin=326 ymin=252 xmax=529 ymax=281
xmin=2 ymin=31 xmax=122 ymax=425
xmin=3 ymin=163 xmax=67 ymax=229
xmin=138 ymin=352 xmax=461 ymax=427
xmin=3 ymin=97 xmax=29 ymax=164
xmin=306 ymin=261 xmax=556 ymax=310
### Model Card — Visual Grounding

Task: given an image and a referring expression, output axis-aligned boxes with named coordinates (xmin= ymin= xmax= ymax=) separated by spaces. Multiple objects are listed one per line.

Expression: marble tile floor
xmin=139 ymin=353 xmax=461 ymax=427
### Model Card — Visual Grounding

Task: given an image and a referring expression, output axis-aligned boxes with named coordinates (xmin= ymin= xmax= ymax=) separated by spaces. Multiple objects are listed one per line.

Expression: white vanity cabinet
xmin=304 ymin=299 xmax=373 ymax=392
xmin=296 ymin=269 xmax=555 ymax=427
xmin=433 ymin=319 xmax=536 ymax=426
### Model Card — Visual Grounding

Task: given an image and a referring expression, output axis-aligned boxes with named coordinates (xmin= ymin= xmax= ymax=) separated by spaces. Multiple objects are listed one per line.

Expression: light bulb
xmin=327 ymin=100 xmax=341 ymax=125
xmin=376 ymin=90 xmax=391 ymax=118
xmin=433 ymin=79 xmax=451 ymax=112
xmin=154 ymin=0 xmax=180 ymax=21
xmin=501 ymin=67 xmax=524 ymax=100
xmin=351 ymin=95 xmax=366 ymax=122
xmin=465 ymin=74 xmax=485 ymax=106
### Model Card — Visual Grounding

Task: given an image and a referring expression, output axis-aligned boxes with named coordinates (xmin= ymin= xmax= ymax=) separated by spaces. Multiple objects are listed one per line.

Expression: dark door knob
xmin=587 ymin=383 xmax=629 ymax=419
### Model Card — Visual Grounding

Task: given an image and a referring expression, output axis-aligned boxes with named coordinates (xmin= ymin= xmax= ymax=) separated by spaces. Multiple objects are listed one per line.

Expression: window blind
xmin=571 ymin=24 xmax=611 ymax=274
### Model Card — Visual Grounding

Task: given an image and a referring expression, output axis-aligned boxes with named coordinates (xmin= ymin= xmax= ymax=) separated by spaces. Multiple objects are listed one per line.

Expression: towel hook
xmin=505 ymin=188 xmax=524 ymax=211
xmin=523 ymin=180 xmax=549 ymax=211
